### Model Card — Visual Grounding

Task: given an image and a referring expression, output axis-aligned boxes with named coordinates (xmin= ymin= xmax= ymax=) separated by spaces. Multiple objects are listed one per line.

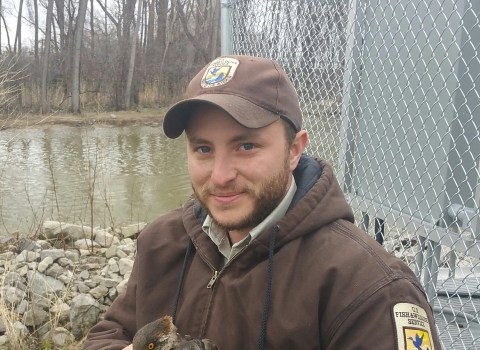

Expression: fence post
xmin=338 ymin=0 xmax=364 ymax=193
xmin=220 ymin=0 xmax=233 ymax=55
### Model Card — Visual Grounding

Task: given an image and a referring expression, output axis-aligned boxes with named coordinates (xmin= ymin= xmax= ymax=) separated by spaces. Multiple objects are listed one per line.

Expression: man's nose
xmin=211 ymin=153 xmax=237 ymax=187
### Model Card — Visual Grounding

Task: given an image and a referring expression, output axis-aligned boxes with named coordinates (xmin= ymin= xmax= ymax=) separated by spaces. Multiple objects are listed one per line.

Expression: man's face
xmin=185 ymin=105 xmax=295 ymax=234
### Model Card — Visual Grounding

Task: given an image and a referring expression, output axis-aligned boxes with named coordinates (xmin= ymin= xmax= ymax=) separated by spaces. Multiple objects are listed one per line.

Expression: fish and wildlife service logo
xmin=393 ymin=303 xmax=434 ymax=350
xmin=201 ymin=57 xmax=239 ymax=88
xmin=404 ymin=328 xmax=432 ymax=350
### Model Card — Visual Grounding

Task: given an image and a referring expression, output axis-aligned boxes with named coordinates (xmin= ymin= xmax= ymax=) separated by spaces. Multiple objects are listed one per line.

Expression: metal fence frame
xmin=221 ymin=0 xmax=480 ymax=348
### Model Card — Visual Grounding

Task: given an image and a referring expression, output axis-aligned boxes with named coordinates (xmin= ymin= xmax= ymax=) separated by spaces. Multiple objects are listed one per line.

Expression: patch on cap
xmin=393 ymin=303 xmax=435 ymax=350
xmin=201 ymin=57 xmax=240 ymax=88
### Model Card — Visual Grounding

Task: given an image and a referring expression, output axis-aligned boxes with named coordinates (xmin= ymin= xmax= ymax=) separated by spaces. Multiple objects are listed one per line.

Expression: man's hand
xmin=122 ymin=345 xmax=133 ymax=350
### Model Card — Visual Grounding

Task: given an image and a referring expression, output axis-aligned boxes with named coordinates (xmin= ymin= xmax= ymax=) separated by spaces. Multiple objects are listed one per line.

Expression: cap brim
xmin=163 ymin=94 xmax=281 ymax=138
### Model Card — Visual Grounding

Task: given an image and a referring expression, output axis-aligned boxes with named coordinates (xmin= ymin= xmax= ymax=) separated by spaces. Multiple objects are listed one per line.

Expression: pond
xmin=0 ymin=125 xmax=192 ymax=237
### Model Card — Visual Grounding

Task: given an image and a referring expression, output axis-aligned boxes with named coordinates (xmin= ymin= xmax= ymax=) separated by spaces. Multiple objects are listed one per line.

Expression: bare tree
xmin=125 ymin=0 xmax=142 ymax=109
xmin=0 ymin=0 xmax=2 ymax=55
xmin=41 ymin=0 xmax=55 ymax=114
xmin=90 ymin=0 xmax=94 ymax=54
xmin=13 ymin=0 xmax=24 ymax=54
xmin=1 ymin=13 xmax=10 ymax=53
xmin=72 ymin=0 xmax=89 ymax=113
xmin=34 ymin=0 xmax=39 ymax=62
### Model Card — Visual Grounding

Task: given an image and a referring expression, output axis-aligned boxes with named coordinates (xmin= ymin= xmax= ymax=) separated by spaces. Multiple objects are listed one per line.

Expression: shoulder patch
xmin=393 ymin=303 xmax=435 ymax=350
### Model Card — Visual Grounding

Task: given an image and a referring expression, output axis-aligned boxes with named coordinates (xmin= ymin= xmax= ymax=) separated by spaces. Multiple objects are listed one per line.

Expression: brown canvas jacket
xmin=83 ymin=157 xmax=441 ymax=350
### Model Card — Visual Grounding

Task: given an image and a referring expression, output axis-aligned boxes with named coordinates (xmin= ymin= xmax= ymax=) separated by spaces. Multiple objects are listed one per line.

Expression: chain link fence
xmin=221 ymin=0 xmax=480 ymax=348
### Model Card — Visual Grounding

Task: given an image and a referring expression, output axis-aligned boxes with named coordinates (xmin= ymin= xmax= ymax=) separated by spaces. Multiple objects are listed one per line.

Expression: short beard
xmin=193 ymin=157 xmax=291 ymax=233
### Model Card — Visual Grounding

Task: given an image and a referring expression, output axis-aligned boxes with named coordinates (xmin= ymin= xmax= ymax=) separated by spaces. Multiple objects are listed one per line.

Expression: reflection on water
xmin=0 ymin=126 xmax=192 ymax=236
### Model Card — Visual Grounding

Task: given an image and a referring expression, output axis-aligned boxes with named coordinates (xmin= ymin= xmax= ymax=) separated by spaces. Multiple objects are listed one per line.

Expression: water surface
xmin=0 ymin=126 xmax=192 ymax=236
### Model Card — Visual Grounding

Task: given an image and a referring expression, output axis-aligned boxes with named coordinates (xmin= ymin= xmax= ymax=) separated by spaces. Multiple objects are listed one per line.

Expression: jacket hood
xmin=187 ymin=155 xmax=354 ymax=250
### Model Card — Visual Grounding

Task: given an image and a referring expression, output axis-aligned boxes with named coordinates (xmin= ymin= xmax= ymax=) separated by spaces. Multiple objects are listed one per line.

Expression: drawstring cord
xmin=172 ymin=239 xmax=194 ymax=324
xmin=257 ymin=226 xmax=279 ymax=350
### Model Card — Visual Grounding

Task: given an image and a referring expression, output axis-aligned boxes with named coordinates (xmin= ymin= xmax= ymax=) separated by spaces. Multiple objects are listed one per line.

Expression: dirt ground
xmin=0 ymin=108 xmax=170 ymax=131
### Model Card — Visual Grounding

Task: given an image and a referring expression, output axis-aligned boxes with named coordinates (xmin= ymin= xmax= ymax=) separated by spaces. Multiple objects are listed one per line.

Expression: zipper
xmin=204 ymin=244 xmax=249 ymax=289
xmin=207 ymin=270 xmax=219 ymax=289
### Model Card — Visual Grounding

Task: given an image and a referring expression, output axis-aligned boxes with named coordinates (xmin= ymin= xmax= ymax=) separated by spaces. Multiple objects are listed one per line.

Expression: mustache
xmin=194 ymin=184 xmax=254 ymax=196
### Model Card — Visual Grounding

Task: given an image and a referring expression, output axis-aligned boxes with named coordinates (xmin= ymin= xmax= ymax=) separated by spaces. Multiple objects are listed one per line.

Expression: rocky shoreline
xmin=0 ymin=221 xmax=147 ymax=349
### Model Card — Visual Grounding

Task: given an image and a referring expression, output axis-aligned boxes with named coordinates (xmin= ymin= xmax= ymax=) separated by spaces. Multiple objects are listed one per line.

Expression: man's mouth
xmin=210 ymin=193 xmax=243 ymax=204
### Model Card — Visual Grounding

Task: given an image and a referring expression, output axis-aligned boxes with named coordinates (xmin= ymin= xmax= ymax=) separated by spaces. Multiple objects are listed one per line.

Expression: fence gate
xmin=221 ymin=0 xmax=480 ymax=348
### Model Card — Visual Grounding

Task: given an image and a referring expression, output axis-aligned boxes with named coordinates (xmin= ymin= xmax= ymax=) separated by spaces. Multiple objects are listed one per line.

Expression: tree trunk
xmin=155 ymin=0 xmax=168 ymax=64
xmin=0 ymin=0 xmax=2 ymax=55
xmin=1 ymin=13 xmax=11 ymax=52
xmin=14 ymin=0 xmax=23 ymax=54
xmin=125 ymin=0 xmax=142 ymax=109
xmin=55 ymin=0 xmax=66 ymax=49
xmin=71 ymin=0 xmax=89 ymax=113
xmin=34 ymin=0 xmax=39 ymax=62
xmin=91 ymin=0 xmax=95 ymax=55
xmin=210 ymin=0 xmax=220 ymax=60
xmin=41 ymin=0 xmax=55 ymax=115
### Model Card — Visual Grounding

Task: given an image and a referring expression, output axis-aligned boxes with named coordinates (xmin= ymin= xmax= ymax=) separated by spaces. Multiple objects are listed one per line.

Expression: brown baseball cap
xmin=163 ymin=55 xmax=302 ymax=138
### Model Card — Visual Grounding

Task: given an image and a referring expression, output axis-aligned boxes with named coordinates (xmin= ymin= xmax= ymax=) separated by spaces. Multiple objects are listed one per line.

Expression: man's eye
xmin=197 ymin=146 xmax=211 ymax=153
xmin=240 ymin=143 xmax=255 ymax=151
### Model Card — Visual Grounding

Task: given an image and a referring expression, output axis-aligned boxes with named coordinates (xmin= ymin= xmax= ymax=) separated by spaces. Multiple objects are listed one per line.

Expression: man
xmin=83 ymin=55 xmax=441 ymax=350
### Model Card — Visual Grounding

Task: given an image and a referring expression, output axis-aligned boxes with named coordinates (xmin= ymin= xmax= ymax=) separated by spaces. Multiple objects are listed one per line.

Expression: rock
xmin=0 ymin=252 xmax=14 ymax=261
xmin=0 ymin=287 xmax=25 ymax=307
xmin=121 ymin=222 xmax=147 ymax=238
xmin=17 ymin=265 xmax=28 ymax=277
xmin=75 ymin=239 xmax=100 ymax=249
xmin=108 ymin=287 xmax=117 ymax=301
xmin=108 ymin=259 xmax=119 ymax=273
xmin=49 ymin=327 xmax=75 ymax=347
xmin=12 ymin=321 xmax=28 ymax=338
xmin=89 ymin=285 xmax=109 ymax=299
xmin=26 ymin=271 xmax=65 ymax=297
xmin=58 ymin=274 xmax=73 ymax=285
xmin=0 ymin=334 xmax=8 ymax=345
xmin=38 ymin=256 xmax=54 ymax=273
xmin=79 ymin=249 xmax=91 ymax=256
xmin=77 ymin=282 xmax=90 ymax=294
xmin=0 ymin=316 xmax=6 ymax=334
xmin=43 ymin=221 xmax=67 ymax=239
xmin=3 ymin=272 xmax=26 ymax=290
xmin=118 ymin=243 xmax=135 ymax=256
xmin=45 ymin=263 xmax=64 ymax=278
xmin=57 ymin=257 xmax=73 ymax=268
xmin=94 ymin=230 xmax=119 ymax=247
xmin=40 ymin=249 xmax=65 ymax=262
xmin=79 ymin=270 xmax=90 ymax=280
xmin=31 ymin=294 xmax=52 ymax=310
xmin=95 ymin=277 xmax=119 ymax=288
xmin=23 ymin=306 xmax=48 ymax=326
xmin=84 ymin=280 xmax=97 ymax=288
xmin=69 ymin=294 xmax=100 ymax=340
xmin=65 ymin=250 xmax=80 ymax=262
xmin=16 ymin=238 xmax=40 ymax=252
xmin=118 ymin=258 xmax=133 ymax=276
xmin=116 ymin=279 xmax=128 ymax=295
xmin=51 ymin=303 xmax=70 ymax=322
xmin=15 ymin=250 xmax=36 ymax=263
xmin=104 ymin=245 xmax=117 ymax=259
xmin=116 ymin=249 xmax=127 ymax=259
xmin=62 ymin=224 xmax=93 ymax=241
xmin=36 ymin=323 xmax=51 ymax=338
xmin=16 ymin=300 xmax=28 ymax=315
xmin=36 ymin=240 xmax=53 ymax=249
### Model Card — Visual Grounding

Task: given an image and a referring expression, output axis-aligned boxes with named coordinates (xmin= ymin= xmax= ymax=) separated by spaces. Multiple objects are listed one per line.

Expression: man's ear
xmin=289 ymin=130 xmax=308 ymax=171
